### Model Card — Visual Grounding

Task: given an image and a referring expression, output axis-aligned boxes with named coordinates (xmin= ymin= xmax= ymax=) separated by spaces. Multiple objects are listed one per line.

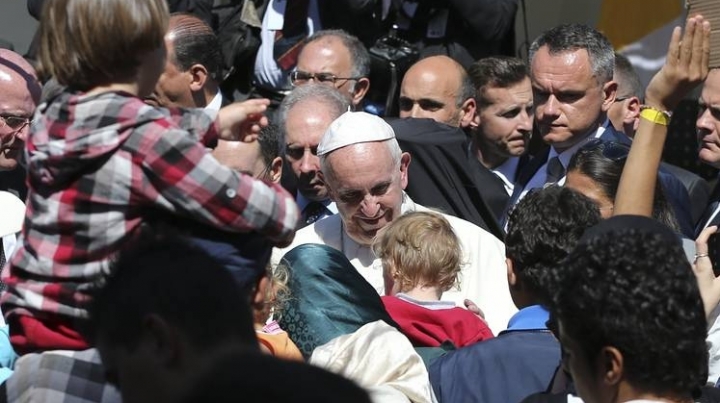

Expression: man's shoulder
xmin=435 ymin=330 xmax=558 ymax=367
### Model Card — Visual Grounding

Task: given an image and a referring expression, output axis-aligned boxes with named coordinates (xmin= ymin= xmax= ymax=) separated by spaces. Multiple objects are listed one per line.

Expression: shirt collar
xmin=204 ymin=91 xmax=223 ymax=116
xmin=548 ymin=119 xmax=610 ymax=171
xmin=503 ymin=305 xmax=550 ymax=332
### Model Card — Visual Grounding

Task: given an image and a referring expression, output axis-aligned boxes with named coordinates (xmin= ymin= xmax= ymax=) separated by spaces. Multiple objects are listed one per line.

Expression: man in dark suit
xmin=504 ymin=24 xmax=693 ymax=235
xmin=609 ymin=52 xmax=709 ymax=225
xmin=693 ymin=69 xmax=720 ymax=236
xmin=429 ymin=186 xmax=601 ymax=403
xmin=467 ymin=56 xmax=533 ymax=223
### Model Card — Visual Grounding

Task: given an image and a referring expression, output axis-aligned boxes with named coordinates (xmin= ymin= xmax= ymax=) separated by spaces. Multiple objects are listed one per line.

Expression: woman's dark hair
xmin=567 ymin=140 xmax=680 ymax=231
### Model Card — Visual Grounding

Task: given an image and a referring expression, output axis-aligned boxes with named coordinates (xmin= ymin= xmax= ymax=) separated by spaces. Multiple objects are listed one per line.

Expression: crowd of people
xmin=1 ymin=0 xmax=720 ymax=402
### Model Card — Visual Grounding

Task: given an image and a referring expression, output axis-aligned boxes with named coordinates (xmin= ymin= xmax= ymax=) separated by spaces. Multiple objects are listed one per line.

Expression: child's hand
xmin=644 ymin=15 xmax=710 ymax=112
xmin=217 ymin=98 xmax=271 ymax=142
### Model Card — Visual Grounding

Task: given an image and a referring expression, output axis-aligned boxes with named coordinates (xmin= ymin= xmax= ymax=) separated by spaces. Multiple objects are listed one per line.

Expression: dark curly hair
xmin=505 ymin=185 xmax=601 ymax=305
xmin=552 ymin=219 xmax=708 ymax=397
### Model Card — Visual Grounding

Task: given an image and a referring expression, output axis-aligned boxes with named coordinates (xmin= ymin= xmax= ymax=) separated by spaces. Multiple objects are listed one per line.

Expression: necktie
xmin=303 ymin=201 xmax=327 ymax=225
xmin=545 ymin=156 xmax=565 ymax=185
xmin=274 ymin=0 xmax=311 ymax=71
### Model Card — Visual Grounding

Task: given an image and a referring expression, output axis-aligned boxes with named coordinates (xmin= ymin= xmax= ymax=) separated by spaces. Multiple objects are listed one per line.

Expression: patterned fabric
xmin=6 ymin=348 xmax=121 ymax=403
xmin=1 ymin=90 xmax=299 ymax=353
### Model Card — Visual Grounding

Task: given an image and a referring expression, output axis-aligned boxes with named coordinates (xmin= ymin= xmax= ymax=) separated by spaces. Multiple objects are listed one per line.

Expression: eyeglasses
xmin=0 ymin=114 xmax=31 ymax=131
xmin=289 ymin=71 xmax=362 ymax=87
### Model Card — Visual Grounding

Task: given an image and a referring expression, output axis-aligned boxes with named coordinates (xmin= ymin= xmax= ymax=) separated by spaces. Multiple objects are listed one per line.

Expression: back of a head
xmin=529 ymin=23 xmax=614 ymax=85
xmin=258 ymin=124 xmax=283 ymax=165
xmin=181 ymin=350 xmax=372 ymax=403
xmin=39 ymin=0 xmax=169 ymax=90
xmin=553 ymin=216 xmax=707 ymax=399
xmin=373 ymin=211 xmax=462 ymax=292
xmin=86 ymin=233 xmax=257 ymax=351
xmin=568 ymin=140 xmax=680 ymax=231
xmin=614 ymin=52 xmax=644 ymax=99
xmin=304 ymin=29 xmax=371 ymax=78
xmin=505 ymin=186 xmax=601 ymax=304
xmin=469 ymin=56 xmax=528 ymax=109
xmin=167 ymin=13 xmax=222 ymax=83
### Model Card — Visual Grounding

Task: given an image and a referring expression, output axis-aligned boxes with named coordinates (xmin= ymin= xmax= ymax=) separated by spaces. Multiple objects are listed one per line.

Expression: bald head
xmin=146 ymin=13 xmax=221 ymax=108
xmin=0 ymin=49 xmax=41 ymax=171
xmin=398 ymin=56 xmax=476 ymax=128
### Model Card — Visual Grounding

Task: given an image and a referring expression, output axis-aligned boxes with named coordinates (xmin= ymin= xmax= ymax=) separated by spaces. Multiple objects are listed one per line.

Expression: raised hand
xmin=645 ymin=15 xmax=711 ymax=112
xmin=216 ymin=98 xmax=271 ymax=142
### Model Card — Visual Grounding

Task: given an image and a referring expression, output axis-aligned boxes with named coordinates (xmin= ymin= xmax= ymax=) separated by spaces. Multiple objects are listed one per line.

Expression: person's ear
xmin=188 ymin=64 xmax=209 ymax=92
xmin=399 ymin=152 xmax=411 ymax=190
xmin=460 ymin=97 xmax=478 ymax=129
xmin=601 ymin=80 xmax=619 ymax=112
xmin=625 ymin=96 xmax=642 ymax=131
xmin=269 ymin=157 xmax=283 ymax=184
xmin=599 ymin=346 xmax=624 ymax=387
xmin=351 ymin=78 xmax=370 ymax=107
xmin=144 ymin=314 xmax=180 ymax=366
xmin=506 ymin=258 xmax=518 ymax=287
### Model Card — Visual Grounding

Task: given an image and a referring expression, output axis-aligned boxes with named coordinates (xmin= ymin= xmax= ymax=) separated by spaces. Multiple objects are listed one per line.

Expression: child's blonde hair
xmin=373 ymin=211 xmax=462 ymax=292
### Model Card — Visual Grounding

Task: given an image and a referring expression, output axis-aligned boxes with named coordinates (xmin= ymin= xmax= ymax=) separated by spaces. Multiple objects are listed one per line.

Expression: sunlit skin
xmin=295 ymin=36 xmax=368 ymax=106
xmin=697 ymin=69 xmax=720 ymax=169
xmin=475 ymin=77 xmax=533 ymax=168
xmin=324 ymin=141 xmax=410 ymax=246
xmin=284 ymin=100 xmax=337 ymax=201
xmin=399 ymin=56 xmax=472 ymax=128
xmin=531 ymin=47 xmax=616 ymax=152
xmin=0 ymin=49 xmax=41 ymax=171
xmin=212 ymin=140 xmax=280 ymax=183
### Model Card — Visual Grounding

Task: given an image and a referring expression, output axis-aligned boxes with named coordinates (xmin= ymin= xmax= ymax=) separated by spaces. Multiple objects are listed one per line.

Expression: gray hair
xmin=303 ymin=29 xmax=371 ymax=79
xmin=529 ymin=23 xmax=614 ymax=85
xmin=277 ymin=84 xmax=351 ymax=154
xmin=614 ymin=52 xmax=644 ymax=99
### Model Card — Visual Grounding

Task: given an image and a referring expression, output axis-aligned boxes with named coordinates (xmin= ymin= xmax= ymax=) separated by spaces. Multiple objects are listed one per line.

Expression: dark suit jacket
xmin=429 ymin=331 xmax=561 ymax=403
xmin=504 ymin=126 xmax=695 ymax=237
xmin=467 ymin=150 xmax=529 ymax=226
xmin=388 ymin=118 xmax=504 ymax=240
xmin=662 ymin=163 xmax=710 ymax=226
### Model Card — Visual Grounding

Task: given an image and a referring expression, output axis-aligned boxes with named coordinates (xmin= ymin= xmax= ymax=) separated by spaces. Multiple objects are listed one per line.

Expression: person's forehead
xmin=297 ymin=37 xmax=352 ymax=73
xmin=286 ymin=101 xmax=337 ymax=144
xmin=482 ymin=77 xmax=532 ymax=105
xmin=531 ymin=47 xmax=595 ymax=86
xmin=701 ymin=69 xmax=720 ymax=102
xmin=326 ymin=142 xmax=393 ymax=179
xmin=402 ymin=64 xmax=460 ymax=97
xmin=0 ymin=75 xmax=36 ymax=115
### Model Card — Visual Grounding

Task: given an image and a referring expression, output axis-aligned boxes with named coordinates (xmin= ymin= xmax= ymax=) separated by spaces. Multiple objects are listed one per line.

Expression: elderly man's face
xmin=531 ymin=47 xmax=614 ymax=151
xmin=697 ymin=69 xmax=720 ymax=169
xmin=323 ymin=141 xmax=410 ymax=246
xmin=0 ymin=61 xmax=38 ymax=171
xmin=285 ymin=101 xmax=337 ymax=201
xmin=476 ymin=77 xmax=534 ymax=158
xmin=295 ymin=37 xmax=360 ymax=105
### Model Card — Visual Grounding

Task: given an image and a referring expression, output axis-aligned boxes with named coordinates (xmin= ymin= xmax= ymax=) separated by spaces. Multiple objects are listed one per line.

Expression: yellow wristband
xmin=639 ymin=106 xmax=671 ymax=126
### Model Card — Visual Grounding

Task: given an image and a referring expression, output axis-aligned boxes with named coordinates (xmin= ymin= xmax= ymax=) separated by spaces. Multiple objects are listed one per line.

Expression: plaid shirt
xmin=1 ymin=91 xmax=299 ymax=352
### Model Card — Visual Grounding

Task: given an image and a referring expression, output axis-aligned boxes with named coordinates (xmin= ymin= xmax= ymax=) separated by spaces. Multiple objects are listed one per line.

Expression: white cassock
xmin=272 ymin=194 xmax=517 ymax=334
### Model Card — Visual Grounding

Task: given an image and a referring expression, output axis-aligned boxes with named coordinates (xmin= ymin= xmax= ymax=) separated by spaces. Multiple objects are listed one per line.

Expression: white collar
xmin=491 ymin=157 xmax=520 ymax=195
xmin=203 ymin=91 xmax=223 ymax=116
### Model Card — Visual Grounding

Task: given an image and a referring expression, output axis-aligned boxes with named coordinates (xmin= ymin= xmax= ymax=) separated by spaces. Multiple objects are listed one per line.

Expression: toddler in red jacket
xmin=374 ymin=211 xmax=493 ymax=347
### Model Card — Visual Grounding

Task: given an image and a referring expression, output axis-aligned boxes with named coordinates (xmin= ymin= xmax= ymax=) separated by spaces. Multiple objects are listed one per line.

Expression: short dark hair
xmin=614 ymin=52 xmax=644 ymax=99
xmin=552 ymin=217 xmax=708 ymax=397
xmin=457 ymin=68 xmax=476 ymax=108
xmin=39 ymin=0 xmax=169 ymax=90
xmin=168 ymin=13 xmax=223 ymax=83
xmin=567 ymin=140 xmax=680 ymax=231
xmin=469 ymin=56 xmax=528 ymax=109
xmin=85 ymin=233 xmax=257 ymax=350
xmin=303 ymin=30 xmax=371 ymax=78
xmin=258 ymin=124 xmax=282 ymax=165
xmin=529 ymin=23 xmax=614 ymax=85
xmin=505 ymin=186 xmax=600 ymax=304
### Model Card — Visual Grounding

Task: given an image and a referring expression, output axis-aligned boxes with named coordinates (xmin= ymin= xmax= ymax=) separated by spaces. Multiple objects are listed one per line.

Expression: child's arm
xmin=135 ymin=109 xmax=299 ymax=247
